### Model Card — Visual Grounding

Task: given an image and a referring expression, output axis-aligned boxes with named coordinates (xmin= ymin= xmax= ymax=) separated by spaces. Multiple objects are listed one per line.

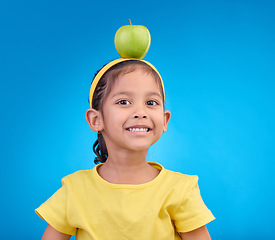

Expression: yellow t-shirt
xmin=35 ymin=162 xmax=215 ymax=239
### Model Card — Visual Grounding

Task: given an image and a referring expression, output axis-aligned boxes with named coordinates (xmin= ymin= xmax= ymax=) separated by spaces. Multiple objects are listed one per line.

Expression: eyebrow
xmin=111 ymin=91 xmax=162 ymax=99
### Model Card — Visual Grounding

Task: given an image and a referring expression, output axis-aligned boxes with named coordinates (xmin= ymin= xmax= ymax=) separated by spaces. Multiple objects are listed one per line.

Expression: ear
xmin=85 ymin=108 xmax=104 ymax=132
xmin=163 ymin=110 xmax=171 ymax=133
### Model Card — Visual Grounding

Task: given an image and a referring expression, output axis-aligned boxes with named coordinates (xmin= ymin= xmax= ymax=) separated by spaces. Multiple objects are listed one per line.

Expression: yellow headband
xmin=89 ymin=58 xmax=165 ymax=108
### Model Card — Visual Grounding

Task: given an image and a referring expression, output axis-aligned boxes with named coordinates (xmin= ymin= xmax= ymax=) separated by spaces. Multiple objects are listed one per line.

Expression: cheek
xmin=154 ymin=115 xmax=165 ymax=127
xmin=105 ymin=110 xmax=126 ymax=126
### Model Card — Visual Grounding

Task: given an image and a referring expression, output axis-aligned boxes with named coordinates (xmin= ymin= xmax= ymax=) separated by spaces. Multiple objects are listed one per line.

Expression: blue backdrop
xmin=1 ymin=0 xmax=274 ymax=239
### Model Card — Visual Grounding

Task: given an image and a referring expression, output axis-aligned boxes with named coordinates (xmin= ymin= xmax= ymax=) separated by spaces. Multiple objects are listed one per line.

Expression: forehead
xmin=110 ymin=69 xmax=162 ymax=94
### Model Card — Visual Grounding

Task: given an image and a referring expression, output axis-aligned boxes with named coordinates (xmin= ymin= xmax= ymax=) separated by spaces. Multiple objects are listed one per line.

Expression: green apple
xmin=115 ymin=20 xmax=151 ymax=59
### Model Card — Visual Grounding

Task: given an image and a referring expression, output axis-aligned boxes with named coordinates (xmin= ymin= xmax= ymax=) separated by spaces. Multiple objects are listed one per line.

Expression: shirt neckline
xmin=92 ymin=162 xmax=166 ymax=189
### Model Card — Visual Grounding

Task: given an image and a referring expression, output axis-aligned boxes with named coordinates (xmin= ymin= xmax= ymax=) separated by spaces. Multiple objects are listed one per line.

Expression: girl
xmin=36 ymin=58 xmax=215 ymax=240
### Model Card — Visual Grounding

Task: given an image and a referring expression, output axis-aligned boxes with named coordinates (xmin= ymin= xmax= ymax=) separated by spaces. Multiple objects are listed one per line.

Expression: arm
xmin=41 ymin=224 xmax=71 ymax=240
xmin=180 ymin=225 xmax=211 ymax=240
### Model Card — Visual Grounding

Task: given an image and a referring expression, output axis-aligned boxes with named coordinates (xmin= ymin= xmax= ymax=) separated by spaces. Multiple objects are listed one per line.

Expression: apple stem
xmin=128 ymin=19 xmax=132 ymax=25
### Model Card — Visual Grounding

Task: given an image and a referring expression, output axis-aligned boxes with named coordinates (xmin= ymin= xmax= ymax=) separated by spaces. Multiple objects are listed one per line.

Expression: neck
xmin=106 ymin=148 xmax=148 ymax=167
xmin=97 ymin=149 xmax=159 ymax=184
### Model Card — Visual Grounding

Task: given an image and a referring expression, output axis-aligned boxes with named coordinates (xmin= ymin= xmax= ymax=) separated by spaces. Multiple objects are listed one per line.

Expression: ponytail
xmin=93 ymin=132 xmax=108 ymax=164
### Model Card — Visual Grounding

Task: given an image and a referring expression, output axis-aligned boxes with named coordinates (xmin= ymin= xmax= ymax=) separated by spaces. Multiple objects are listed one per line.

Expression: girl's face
xmin=99 ymin=68 xmax=171 ymax=153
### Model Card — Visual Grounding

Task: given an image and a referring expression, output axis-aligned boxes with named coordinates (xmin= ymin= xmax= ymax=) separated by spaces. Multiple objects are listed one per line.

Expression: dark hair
xmin=89 ymin=60 xmax=164 ymax=164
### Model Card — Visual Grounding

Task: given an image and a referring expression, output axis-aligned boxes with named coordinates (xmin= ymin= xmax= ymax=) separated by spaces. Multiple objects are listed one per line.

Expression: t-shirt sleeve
xmin=173 ymin=175 xmax=215 ymax=233
xmin=35 ymin=178 xmax=77 ymax=235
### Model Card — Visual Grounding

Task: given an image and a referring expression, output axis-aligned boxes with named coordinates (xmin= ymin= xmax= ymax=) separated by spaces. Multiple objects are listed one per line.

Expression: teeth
xmin=128 ymin=128 xmax=149 ymax=132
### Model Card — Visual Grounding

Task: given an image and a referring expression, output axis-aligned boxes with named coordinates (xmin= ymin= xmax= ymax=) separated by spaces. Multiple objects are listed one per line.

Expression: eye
xmin=146 ymin=100 xmax=159 ymax=106
xmin=117 ymin=99 xmax=130 ymax=105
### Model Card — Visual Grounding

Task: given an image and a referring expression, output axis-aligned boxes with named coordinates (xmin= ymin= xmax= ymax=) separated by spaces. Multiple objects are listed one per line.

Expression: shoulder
xmin=153 ymin=162 xmax=199 ymax=193
xmin=61 ymin=169 xmax=94 ymax=187
xmin=161 ymin=166 xmax=202 ymax=194
xmin=166 ymin=168 xmax=198 ymax=180
xmin=164 ymin=168 xmax=199 ymax=187
xmin=151 ymin=162 xmax=198 ymax=186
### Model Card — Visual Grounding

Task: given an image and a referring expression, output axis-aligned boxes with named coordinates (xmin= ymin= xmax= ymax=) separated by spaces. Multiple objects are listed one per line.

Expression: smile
xmin=127 ymin=128 xmax=151 ymax=132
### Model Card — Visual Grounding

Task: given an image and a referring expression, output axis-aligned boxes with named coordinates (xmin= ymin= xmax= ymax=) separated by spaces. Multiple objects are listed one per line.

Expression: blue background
xmin=1 ymin=0 xmax=274 ymax=239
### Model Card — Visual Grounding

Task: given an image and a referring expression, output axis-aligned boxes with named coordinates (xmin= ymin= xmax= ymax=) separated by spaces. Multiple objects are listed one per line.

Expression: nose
xmin=133 ymin=104 xmax=147 ymax=119
xmin=134 ymin=113 xmax=147 ymax=119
